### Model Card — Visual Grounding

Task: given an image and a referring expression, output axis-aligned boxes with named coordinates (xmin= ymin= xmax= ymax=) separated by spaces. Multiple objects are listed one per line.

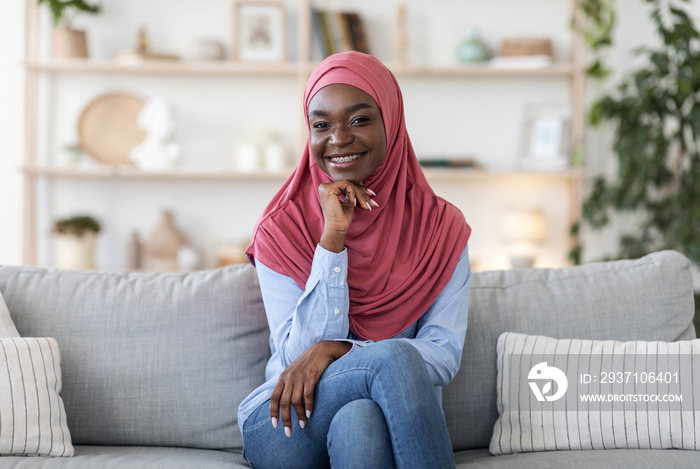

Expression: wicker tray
xmin=78 ymin=93 xmax=147 ymax=165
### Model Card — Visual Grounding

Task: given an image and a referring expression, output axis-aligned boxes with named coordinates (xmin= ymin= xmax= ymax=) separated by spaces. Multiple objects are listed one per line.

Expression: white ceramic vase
xmin=54 ymin=232 xmax=96 ymax=269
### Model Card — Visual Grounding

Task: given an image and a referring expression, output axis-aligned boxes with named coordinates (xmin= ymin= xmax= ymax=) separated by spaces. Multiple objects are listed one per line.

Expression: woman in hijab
xmin=239 ymin=51 xmax=472 ymax=468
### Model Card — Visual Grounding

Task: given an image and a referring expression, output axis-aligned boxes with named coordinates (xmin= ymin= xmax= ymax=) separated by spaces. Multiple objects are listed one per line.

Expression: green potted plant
xmin=572 ymin=0 xmax=700 ymax=335
xmin=53 ymin=214 xmax=101 ymax=269
xmin=38 ymin=0 xmax=101 ymax=59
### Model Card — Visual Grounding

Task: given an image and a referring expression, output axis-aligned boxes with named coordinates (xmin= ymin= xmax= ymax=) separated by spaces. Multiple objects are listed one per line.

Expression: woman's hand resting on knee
xmin=270 ymin=340 xmax=352 ymax=436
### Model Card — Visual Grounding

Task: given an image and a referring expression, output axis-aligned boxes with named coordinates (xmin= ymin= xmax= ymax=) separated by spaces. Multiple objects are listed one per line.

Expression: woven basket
xmin=78 ymin=93 xmax=147 ymax=165
xmin=500 ymin=38 xmax=553 ymax=57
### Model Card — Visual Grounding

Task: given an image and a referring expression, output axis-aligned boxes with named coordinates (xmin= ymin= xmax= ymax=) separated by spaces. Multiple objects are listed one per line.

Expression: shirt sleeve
xmin=255 ymin=245 xmax=352 ymax=368
xmin=394 ymin=245 xmax=471 ymax=387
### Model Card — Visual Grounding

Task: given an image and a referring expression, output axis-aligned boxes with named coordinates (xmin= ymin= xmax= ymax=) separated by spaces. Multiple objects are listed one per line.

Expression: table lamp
xmin=502 ymin=207 xmax=547 ymax=268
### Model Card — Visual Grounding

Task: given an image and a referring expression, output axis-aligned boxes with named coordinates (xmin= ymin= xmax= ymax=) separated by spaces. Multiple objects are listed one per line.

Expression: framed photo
xmin=233 ymin=2 xmax=286 ymax=61
xmin=519 ymin=102 xmax=572 ymax=171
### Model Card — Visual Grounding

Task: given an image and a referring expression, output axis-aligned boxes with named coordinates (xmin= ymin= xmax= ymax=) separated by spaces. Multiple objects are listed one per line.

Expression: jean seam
xmin=322 ymin=365 xmax=375 ymax=380
xmin=372 ymin=367 xmax=410 ymax=469
xmin=324 ymin=364 xmax=411 ymax=468
xmin=242 ymin=402 xmax=274 ymax=434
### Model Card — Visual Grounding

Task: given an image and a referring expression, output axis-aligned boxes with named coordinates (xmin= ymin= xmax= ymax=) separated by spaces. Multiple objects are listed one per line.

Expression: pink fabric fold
xmin=247 ymin=51 xmax=471 ymax=341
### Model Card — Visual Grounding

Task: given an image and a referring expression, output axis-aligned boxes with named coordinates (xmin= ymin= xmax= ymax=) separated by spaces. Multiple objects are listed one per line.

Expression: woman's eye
xmin=352 ymin=116 xmax=369 ymax=125
xmin=312 ymin=122 xmax=329 ymax=130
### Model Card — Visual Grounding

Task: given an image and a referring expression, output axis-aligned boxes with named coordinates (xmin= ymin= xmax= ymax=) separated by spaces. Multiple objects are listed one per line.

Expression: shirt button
xmin=334 ymin=308 xmax=340 ymax=316
xmin=334 ymin=267 xmax=341 ymax=273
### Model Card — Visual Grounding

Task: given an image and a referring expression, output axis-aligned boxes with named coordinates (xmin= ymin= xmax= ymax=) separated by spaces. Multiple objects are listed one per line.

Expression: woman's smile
xmin=327 ymin=152 xmax=365 ymax=165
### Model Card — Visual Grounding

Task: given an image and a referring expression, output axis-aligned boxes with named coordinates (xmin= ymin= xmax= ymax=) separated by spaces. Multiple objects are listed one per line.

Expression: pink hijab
xmin=247 ymin=51 xmax=471 ymax=341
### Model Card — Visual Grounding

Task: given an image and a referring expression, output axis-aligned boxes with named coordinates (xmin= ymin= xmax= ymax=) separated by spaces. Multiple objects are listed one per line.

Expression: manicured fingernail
xmin=299 ymin=420 xmax=306 ymax=429
xmin=367 ymin=189 xmax=376 ymax=196
xmin=284 ymin=426 xmax=291 ymax=437
xmin=306 ymin=409 xmax=312 ymax=419
xmin=370 ymin=199 xmax=379 ymax=207
xmin=354 ymin=197 xmax=357 ymax=207
xmin=271 ymin=417 xmax=278 ymax=428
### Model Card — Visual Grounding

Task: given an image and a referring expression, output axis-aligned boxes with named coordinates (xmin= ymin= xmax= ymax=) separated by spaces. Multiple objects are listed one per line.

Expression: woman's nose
xmin=329 ymin=126 xmax=353 ymax=146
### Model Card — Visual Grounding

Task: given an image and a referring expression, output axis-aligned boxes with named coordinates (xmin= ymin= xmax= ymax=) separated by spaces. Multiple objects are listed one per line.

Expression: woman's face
xmin=308 ymin=84 xmax=387 ymax=184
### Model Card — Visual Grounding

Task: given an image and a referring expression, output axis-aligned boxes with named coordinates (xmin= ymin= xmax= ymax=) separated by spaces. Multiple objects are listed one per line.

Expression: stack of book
xmin=311 ymin=8 xmax=370 ymax=58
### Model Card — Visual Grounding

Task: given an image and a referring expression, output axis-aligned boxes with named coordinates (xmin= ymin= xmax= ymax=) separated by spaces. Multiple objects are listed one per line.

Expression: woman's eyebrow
xmin=345 ymin=102 xmax=373 ymax=113
xmin=309 ymin=102 xmax=374 ymax=118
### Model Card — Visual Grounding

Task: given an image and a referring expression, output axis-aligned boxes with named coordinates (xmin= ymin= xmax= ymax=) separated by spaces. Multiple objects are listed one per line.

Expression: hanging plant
xmin=571 ymin=0 xmax=616 ymax=78
xmin=572 ymin=0 xmax=700 ymax=335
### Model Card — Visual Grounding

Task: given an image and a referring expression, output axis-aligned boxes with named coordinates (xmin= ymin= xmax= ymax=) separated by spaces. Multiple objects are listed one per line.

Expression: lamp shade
xmin=502 ymin=208 xmax=547 ymax=243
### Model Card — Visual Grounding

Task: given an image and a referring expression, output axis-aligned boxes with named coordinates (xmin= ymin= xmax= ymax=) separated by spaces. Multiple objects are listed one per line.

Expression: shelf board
xmin=22 ymin=165 xmax=296 ymax=181
xmin=422 ymin=167 xmax=583 ymax=182
xmin=23 ymin=165 xmax=583 ymax=182
xmin=22 ymin=59 xmax=302 ymax=76
xmin=23 ymin=59 xmax=576 ymax=78
xmin=388 ymin=62 xmax=576 ymax=77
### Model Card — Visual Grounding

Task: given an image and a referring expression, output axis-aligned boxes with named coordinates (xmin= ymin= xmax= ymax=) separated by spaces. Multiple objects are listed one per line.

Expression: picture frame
xmin=519 ymin=102 xmax=572 ymax=171
xmin=233 ymin=2 xmax=286 ymax=62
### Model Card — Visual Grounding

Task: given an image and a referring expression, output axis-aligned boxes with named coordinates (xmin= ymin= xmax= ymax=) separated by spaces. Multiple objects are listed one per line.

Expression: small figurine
xmin=136 ymin=25 xmax=149 ymax=54
xmin=395 ymin=5 xmax=409 ymax=65
xmin=112 ymin=25 xmax=179 ymax=64
xmin=130 ymin=97 xmax=182 ymax=170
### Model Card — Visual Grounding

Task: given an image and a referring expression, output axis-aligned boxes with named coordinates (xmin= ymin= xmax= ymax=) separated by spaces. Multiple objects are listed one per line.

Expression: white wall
xmin=2 ymin=0 xmax=696 ymax=270
xmin=0 ymin=0 xmax=24 ymax=266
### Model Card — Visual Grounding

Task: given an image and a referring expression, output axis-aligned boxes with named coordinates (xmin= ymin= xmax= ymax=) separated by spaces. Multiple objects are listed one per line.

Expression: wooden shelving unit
xmin=22 ymin=0 xmax=585 ymax=269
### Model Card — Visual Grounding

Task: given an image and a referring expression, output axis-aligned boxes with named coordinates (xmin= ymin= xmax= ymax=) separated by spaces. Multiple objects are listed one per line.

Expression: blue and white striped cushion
xmin=0 ymin=337 xmax=73 ymax=457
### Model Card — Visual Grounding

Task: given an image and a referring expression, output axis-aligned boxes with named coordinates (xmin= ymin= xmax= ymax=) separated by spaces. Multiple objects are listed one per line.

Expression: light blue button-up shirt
xmin=237 ymin=244 xmax=471 ymax=432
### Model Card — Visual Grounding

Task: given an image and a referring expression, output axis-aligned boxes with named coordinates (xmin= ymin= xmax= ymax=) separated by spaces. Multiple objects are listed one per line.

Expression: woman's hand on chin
xmin=318 ymin=180 xmax=378 ymax=253
xmin=269 ymin=340 xmax=352 ymax=436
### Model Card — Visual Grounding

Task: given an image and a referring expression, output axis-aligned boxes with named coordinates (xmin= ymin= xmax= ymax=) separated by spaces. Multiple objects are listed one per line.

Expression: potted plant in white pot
xmin=53 ymin=214 xmax=101 ymax=269
xmin=38 ymin=0 xmax=101 ymax=59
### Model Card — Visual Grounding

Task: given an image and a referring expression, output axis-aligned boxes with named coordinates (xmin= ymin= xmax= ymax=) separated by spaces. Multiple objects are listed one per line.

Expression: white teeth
xmin=329 ymin=154 xmax=361 ymax=164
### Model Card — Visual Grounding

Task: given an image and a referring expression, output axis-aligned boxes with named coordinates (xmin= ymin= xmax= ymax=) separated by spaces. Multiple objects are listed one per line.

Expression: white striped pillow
xmin=490 ymin=332 xmax=700 ymax=455
xmin=0 ymin=337 xmax=74 ymax=457
xmin=0 ymin=292 xmax=20 ymax=338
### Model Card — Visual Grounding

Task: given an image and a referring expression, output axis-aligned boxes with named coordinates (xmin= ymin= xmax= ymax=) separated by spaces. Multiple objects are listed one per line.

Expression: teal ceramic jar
xmin=457 ymin=28 xmax=489 ymax=63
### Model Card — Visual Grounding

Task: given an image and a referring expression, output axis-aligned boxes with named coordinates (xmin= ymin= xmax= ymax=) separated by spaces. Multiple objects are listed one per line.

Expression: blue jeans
xmin=241 ymin=340 xmax=455 ymax=469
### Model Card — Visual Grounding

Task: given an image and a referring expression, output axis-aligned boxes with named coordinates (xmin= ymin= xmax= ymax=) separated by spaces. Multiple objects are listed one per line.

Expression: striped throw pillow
xmin=490 ymin=332 xmax=700 ymax=455
xmin=0 ymin=337 xmax=74 ymax=457
xmin=0 ymin=292 xmax=20 ymax=338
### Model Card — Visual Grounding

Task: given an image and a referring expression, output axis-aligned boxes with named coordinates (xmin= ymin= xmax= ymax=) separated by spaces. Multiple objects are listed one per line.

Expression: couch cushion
xmin=454 ymin=447 xmax=700 ymax=468
xmin=0 ymin=445 xmax=249 ymax=468
xmin=443 ymin=250 xmax=696 ymax=451
xmin=0 ymin=264 xmax=270 ymax=451
xmin=0 ymin=290 xmax=20 ymax=337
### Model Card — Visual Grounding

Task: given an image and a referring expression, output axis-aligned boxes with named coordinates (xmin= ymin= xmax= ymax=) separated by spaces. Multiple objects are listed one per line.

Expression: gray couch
xmin=0 ymin=250 xmax=697 ymax=468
